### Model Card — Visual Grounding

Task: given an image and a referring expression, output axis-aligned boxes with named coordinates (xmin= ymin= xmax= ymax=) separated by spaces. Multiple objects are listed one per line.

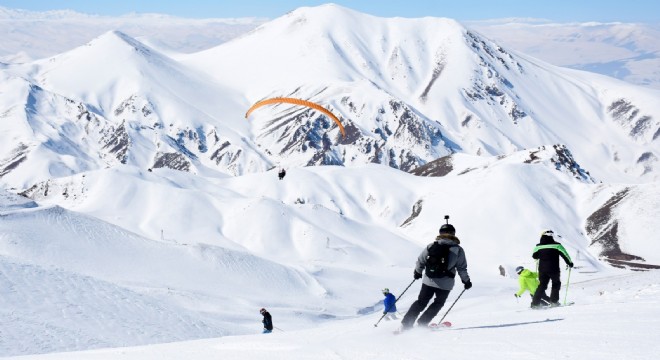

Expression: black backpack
xmin=425 ymin=242 xmax=456 ymax=278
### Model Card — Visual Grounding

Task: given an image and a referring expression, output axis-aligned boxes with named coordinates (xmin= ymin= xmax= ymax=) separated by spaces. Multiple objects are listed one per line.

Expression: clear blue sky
xmin=2 ymin=0 xmax=659 ymax=23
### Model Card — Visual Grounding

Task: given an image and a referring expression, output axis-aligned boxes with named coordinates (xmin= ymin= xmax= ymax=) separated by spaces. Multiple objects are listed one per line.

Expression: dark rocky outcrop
xmin=409 ymin=155 xmax=453 ymax=177
xmin=608 ymin=98 xmax=658 ymax=140
xmin=101 ymin=122 xmax=130 ymax=164
xmin=585 ymin=188 xmax=660 ymax=270
xmin=153 ymin=152 xmax=191 ymax=172
xmin=400 ymin=199 xmax=423 ymax=227
xmin=0 ymin=143 xmax=30 ymax=177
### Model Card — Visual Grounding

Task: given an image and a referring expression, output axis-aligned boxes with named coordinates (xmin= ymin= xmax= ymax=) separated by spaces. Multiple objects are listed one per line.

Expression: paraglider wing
xmin=245 ymin=97 xmax=346 ymax=137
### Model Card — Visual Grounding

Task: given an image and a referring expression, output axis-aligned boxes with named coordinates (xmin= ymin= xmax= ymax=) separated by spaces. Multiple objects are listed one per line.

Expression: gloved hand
xmin=414 ymin=270 xmax=422 ymax=280
xmin=514 ymin=294 xmax=520 ymax=298
xmin=383 ymin=311 xmax=387 ymax=315
xmin=568 ymin=262 xmax=574 ymax=269
xmin=463 ymin=280 xmax=472 ymax=290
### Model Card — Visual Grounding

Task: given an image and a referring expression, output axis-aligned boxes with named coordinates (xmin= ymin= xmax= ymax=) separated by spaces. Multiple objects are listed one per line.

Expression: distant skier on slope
xmin=381 ymin=288 xmax=398 ymax=320
xmin=530 ymin=230 xmax=573 ymax=308
xmin=399 ymin=216 xmax=471 ymax=331
xmin=278 ymin=168 xmax=286 ymax=180
xmin=514 ymin=265 xmax=550 ymax=306
xmin=260 ymin=308 xmax=273 ymax=333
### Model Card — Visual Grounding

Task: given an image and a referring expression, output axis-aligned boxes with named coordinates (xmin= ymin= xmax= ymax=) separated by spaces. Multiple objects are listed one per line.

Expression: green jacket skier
xmin=514 ymin=266 xmax=551 ymax=305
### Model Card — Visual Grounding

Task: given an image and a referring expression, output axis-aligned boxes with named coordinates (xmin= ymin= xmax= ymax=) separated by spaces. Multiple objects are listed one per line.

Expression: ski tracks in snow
xmin=0 ymin=257 xmax=223 ymax=356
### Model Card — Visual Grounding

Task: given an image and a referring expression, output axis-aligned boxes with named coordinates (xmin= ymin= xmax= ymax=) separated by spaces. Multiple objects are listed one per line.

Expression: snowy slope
xmin=0 ymin=32 xmax=267 ymax=188
xmin=19 ymin=147 xmax=606 ymax=272
xmin=3 ymin=177 xmax=660 ymax=358
xmin=7 ymin=270 xmax=659 ymax=360
xmin=3 ymin=145 xmax=660 ymax=356
xmin=0 ymin=188 xmax=329 ymax=355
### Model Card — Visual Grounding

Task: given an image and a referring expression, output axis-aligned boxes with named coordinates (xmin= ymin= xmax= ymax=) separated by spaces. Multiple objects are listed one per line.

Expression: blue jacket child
xmin=382 ymin=288 xmax=398 ymax=320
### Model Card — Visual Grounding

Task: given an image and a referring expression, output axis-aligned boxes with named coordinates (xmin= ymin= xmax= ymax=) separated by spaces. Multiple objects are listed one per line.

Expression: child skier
xmin=514 ymin=266 xmax=550 ymax=305
xmin=260 ymin=308 xmax=273 ymax=333
xmin=382 ymin=288 xmax=398 ymax=320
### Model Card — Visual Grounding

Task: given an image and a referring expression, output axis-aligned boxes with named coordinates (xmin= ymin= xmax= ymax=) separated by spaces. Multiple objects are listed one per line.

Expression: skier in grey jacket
xmin=400 ymin=220 xmax=472 ymax=330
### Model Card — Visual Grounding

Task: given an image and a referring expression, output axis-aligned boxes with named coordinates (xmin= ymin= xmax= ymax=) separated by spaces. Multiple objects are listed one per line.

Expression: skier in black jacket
xmin=531 ymin=230 xmax=573 ymax=308
xmin=260 ymin=308 xmax=273 ymax=333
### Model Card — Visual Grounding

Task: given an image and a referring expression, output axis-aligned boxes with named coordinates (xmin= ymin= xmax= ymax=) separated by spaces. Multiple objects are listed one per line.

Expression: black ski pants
xmin=401 ymin=283 xmax=450 ymax=328
xmin=532 ymin=271 xmax=561 ymax=305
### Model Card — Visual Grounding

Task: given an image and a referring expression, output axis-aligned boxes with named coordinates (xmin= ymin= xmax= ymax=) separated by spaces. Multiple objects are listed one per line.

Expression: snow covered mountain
xmin=1 ymin=4 xmax=659 ymax=357
xmin=3 ymin=5 xmax=659 ymax=91
xmin=1 ymin=4 xmax=659 ymax=189
xmin=183 ymin=5 xmax=660 ymax=183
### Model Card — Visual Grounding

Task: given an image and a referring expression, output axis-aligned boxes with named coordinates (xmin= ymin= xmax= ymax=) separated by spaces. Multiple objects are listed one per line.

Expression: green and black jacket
xmin=532 ymin=235 xmax=573 ymax=273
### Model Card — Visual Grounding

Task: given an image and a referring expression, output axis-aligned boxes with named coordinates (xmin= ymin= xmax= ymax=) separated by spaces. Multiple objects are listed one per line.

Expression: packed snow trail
xmin=3 ymin=270 xmax=658 ymax=360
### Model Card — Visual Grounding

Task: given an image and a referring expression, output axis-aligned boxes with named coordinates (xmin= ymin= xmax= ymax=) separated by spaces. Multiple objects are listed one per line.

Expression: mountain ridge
xmin=2 ymin=6 xmax=658 ymax=186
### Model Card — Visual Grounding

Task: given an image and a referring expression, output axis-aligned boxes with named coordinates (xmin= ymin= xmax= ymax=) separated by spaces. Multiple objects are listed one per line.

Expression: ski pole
xmin=374 ymin=278 xmax=417 ymax=327
xmin=437 ymin=288 xmax=466 ymax=324
xmin=563 ymin=266 xmax=572 ymax=305
xmin=274 ymin=326 xmax=285 ymax=332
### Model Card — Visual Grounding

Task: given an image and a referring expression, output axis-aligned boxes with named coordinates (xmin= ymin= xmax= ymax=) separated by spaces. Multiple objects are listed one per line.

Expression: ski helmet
xmin=515 ymin=266 xmax=524 ymax=274
xmin=382 ymin=288 xmax=389 ymax=294
xmin=260 ymin=308 xmax=266 ymax=314
xmin=439 ymin=223 xmax=456 ymax=235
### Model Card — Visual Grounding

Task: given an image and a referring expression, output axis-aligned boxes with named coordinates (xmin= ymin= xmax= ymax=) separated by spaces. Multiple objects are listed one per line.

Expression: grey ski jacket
xmin=415 ymin=234 xmax=470 ymax=290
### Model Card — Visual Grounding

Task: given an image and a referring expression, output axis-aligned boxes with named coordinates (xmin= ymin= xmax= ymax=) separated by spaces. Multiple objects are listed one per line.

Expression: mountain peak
xmin=86 ymin=30 xmax=155 ymax=56
xmin=288 ymin=3 xmax=372 ymax=18
xmin=31 ymin=29 xmax=184 ymax=100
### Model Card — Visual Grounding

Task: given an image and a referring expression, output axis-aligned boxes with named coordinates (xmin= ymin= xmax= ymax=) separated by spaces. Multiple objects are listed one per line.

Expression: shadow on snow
xmin=451 ymin=318 xmax=563 ymax=330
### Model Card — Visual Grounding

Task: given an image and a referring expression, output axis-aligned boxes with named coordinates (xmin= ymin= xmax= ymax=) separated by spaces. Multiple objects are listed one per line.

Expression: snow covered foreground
xmin=2 ymin=158 xmax=660 ymax=359
xmin=7 ymin=270 xmax=660 ymax=360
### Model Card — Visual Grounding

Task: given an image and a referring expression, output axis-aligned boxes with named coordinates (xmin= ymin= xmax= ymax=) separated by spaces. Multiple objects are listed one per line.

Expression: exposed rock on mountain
xmin=409 ymin=155 xmax=453 ymax=177
xmin=586 ymin=188 xmax=660 ymax=270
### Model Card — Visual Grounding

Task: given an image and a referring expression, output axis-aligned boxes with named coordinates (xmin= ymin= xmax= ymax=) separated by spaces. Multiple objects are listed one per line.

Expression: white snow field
xmin=8 ymin=271 xmax=660 ymax=360
xmin=2 ymin=154 xmax=660 ymax=358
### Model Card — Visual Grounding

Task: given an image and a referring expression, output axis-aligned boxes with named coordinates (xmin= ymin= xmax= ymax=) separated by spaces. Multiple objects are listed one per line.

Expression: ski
xmin=429 ymin=321 xmax=452 ymax=330
xmin=393 ymin=321 xmax=452 ymax=334
xmin=518 ymin=302 xmax=575 ymax=312
xmin=535 ymin=301 xmax=575 ymax=309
